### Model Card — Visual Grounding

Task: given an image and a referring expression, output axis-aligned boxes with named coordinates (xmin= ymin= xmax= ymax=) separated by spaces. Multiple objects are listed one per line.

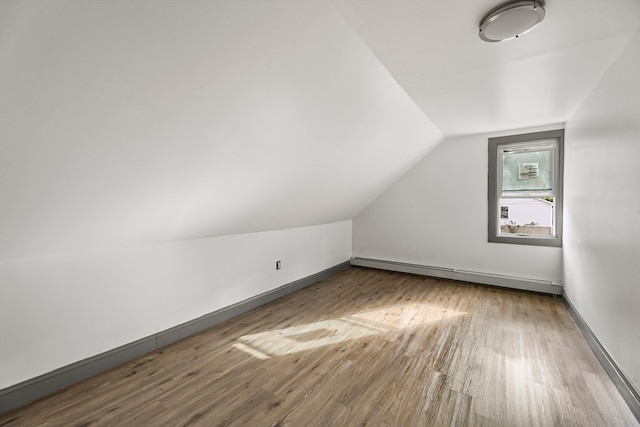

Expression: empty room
xmin=0 ymin=1 xmax=638 ymax=426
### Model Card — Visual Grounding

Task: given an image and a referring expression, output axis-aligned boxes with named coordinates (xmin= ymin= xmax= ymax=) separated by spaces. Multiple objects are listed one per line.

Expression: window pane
xmin=498 ymin=197 xmax=553 ymax=236
xmin=501 ymin=140 xmax=555 ymax=196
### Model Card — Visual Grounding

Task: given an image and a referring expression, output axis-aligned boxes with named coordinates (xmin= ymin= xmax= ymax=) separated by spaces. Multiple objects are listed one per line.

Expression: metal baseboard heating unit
xmin=350 ymin=257 xmax=562 ymax=295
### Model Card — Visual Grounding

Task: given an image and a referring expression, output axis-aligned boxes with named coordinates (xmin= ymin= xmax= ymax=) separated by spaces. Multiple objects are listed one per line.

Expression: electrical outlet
xmin=276 ymin=261 xmax=281 ymax=270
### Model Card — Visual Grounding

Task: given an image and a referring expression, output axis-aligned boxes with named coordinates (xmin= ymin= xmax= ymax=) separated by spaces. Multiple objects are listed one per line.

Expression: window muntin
xmin=488 ymin=130 xmax=563 ymax=247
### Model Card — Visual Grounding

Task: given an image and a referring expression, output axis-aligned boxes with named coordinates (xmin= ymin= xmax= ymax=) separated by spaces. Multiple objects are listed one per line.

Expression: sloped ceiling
xmin=0 ymin=1 xmax=442 ymax=258
xmin=1 ymin=0 xmax=639 ymax=259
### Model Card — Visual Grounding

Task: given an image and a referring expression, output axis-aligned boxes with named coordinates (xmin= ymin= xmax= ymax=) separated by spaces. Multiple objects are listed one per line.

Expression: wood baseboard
xmin=562 ymin=294 xmax=640 ymax=423
xmin=0 ymin=261 xmax=351 ymax=414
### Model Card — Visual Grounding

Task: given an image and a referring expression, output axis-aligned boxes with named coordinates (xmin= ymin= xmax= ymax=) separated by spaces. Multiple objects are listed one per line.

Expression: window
xmin=488 ymin=129 xmax=564 ymax=247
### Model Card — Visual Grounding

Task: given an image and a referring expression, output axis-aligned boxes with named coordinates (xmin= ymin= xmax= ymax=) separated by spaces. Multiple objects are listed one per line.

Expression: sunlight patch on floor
xmin=350 ymin=302 xmax=466 ymax=329
xmin=233 ymin=318 xmax=379 ymax=359
xmin=232 ymin=302 xmax=467 ymax=360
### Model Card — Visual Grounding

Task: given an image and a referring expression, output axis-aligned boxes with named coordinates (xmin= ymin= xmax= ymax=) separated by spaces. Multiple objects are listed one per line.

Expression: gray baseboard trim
xmin=0 ymin=261 xmax=351 ymax=414
xmin=562 ymin=293 xmax=640 ymax=423
xmin=351 ymin=257 xmax=562 ymax=295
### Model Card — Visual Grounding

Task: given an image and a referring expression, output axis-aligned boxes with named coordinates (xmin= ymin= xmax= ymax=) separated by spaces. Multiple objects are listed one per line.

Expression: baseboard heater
xmin=350 ymin=257 xmax=562 ymax=295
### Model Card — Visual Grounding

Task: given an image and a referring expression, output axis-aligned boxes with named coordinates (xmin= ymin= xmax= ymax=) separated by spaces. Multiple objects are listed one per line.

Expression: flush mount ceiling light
xmin=479 ymin=0 xmax=545 ymax=42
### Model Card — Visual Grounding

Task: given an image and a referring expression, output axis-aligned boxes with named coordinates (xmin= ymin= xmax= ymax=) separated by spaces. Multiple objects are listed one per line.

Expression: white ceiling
xmin=1 ymin=0 xmax=638 ymax=258
xmin=1 ymin=1 xmax=441 ymax=258
xmin=334 ymin=0 xmax=640 ymax=136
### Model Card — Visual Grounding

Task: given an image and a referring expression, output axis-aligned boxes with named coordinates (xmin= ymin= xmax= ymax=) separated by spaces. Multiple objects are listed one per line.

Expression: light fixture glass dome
xmin=479 ymin=0 xmax=545 ymax=42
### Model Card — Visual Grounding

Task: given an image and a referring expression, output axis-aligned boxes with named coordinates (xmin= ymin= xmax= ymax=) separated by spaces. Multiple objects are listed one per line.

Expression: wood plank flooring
xmin=1 ymin=267 xmax=637 ymax=426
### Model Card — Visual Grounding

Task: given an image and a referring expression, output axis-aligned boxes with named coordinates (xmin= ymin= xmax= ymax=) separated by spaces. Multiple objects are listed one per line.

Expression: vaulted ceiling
xmin=1 ymin=0 xmax=638 ymax=258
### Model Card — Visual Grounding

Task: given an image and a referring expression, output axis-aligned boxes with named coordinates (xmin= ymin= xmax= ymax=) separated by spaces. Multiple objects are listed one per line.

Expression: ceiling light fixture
xmin=479 ymin=0 xmax=545 ymax=42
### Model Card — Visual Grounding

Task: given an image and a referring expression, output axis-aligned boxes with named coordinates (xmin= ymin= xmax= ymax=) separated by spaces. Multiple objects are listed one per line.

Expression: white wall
xmin=353 ymin=124 xmax=564 ymax=283
xmin=563 ymin=32 xmax=640 ymax=392
xmin=0 ymin=221 xmax=352 ymax=389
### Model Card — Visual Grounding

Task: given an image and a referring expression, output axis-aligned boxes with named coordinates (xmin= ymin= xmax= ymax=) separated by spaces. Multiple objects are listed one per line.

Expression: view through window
xmin=488 ymin=129 xmax=564 ymax=247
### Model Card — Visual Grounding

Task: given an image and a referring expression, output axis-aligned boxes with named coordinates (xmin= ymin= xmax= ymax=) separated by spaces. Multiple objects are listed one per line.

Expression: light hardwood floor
xmin=1 ymin=267 xmax=637 ymax=426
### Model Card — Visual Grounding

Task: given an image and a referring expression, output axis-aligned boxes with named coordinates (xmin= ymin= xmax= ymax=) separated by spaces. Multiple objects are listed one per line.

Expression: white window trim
xmin=488 ymin=129 xmax=564 ymax=247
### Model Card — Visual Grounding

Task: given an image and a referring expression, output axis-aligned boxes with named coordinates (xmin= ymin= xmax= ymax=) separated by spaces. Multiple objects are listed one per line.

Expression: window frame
xmin=488 ymin=129 xmax=564 ymax=247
